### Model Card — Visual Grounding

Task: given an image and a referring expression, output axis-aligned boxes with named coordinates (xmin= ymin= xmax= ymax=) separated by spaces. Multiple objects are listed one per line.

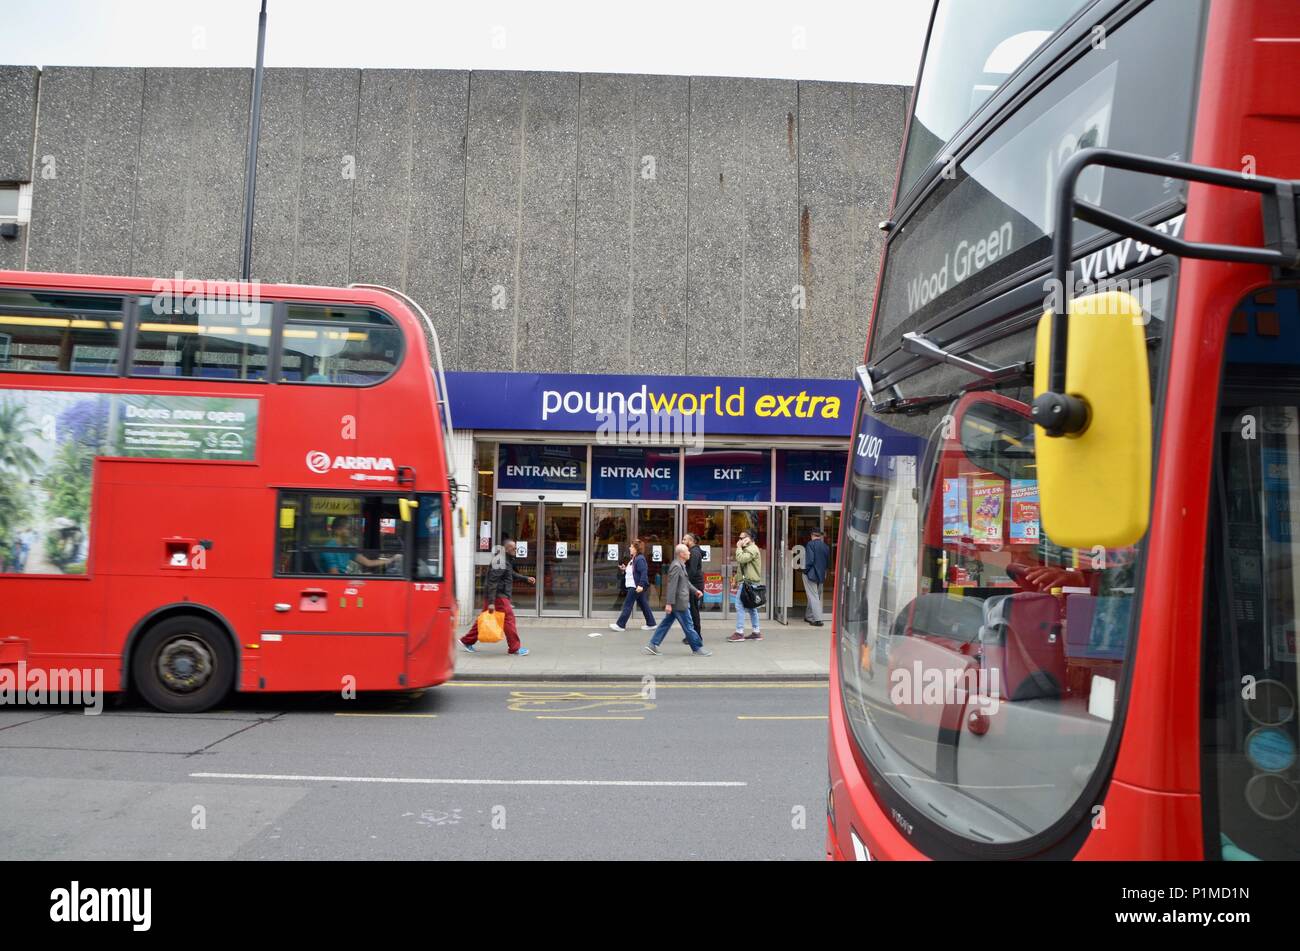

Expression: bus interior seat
xmin=980 ymin=592 xmax=1065 ymax=702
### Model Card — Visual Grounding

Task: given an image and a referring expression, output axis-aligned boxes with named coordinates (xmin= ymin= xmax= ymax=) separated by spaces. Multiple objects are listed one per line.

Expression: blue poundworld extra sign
xmin=444 ymin=371 xmax=856 ymax=437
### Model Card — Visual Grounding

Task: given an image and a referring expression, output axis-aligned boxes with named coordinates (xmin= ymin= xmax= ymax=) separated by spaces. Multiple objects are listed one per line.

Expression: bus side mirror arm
xmin=1036 ymin=147 xmax=1300 ymax=438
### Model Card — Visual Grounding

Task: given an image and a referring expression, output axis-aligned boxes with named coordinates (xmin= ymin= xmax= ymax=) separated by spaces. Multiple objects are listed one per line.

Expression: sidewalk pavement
xmin=451 ymin=614 xmax=831 ymax=681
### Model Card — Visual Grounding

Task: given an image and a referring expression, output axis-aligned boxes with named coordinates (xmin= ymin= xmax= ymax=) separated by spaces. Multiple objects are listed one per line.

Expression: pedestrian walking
xmin=728 ymin=530 xmax=763 ymax=642
xmin=681 ymin=532 xmax=706 ymax=645
xmin=14 ymin=526 xmax=35 ymax=573
xmin=461 ymin=537 xmax=534 ymax=655
xmin=610 ymin=540 xmax=656 ymax=632
xmin=802 ymin=529 xmax=831 ymax=626
xmin=643 ymin=544 xmax=712 ymax=656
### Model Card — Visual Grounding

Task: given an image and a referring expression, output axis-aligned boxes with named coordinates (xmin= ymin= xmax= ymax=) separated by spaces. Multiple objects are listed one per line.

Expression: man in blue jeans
xmin=644 ymin=544 xmax=713 ymax=656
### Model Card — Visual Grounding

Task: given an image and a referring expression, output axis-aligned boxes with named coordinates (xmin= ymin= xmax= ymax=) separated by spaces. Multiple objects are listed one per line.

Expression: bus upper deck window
xmin=279 ymin=304 xmax=403 ymax=386
xmin=0 ymin=291 xmax=124 ymax=375
xmin=133 ymin=296 xmax=274 ymax=381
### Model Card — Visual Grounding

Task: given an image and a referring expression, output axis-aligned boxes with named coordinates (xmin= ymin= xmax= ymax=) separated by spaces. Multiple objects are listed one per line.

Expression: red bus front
xmin=0 ymin=271 xmax=458 ymax=712
xmin=829 ymin=0 xmax=1300 ymax=860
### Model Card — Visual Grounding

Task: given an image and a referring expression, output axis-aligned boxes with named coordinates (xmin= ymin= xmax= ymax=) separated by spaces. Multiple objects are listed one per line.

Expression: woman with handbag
xmin=727 ymin=531 xmax=764 ymax=643
xmin=609 ymin=540 xmax=656 ymax=632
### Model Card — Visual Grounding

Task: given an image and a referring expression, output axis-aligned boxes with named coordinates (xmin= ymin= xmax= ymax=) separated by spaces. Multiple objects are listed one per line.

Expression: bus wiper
xmin=854 ymin=363 xmax=961 ymax=416
xmin=899 ymin=332 xmax=1030 ymax=383
xmin=857 ymin=335 xmax=1030 ymax=415
xmin=855 ymin=362 xmax=1028 ymax=416
xmin=873 ymin=392 xmax=963 ymax=415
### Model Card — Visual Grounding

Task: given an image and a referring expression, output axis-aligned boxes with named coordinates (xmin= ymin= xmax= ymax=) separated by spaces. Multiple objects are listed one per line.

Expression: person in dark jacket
xmin=462 ymin=536 xmax=535 ymax=654
xmin=681 ymin=532 xmax=706 ymax=644
xmin=610 ymin=540 xmax=656 ymax=632
xmin=802 ymin=529 xmax=831 ymax=626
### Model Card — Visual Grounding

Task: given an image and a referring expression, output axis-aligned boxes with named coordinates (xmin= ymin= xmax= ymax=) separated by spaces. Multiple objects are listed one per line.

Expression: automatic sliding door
xmin=635 ymin=506 xmax=677 ymax=605
xmin=727 ymin=508 xmax=770 ymax=616
xmin=589 ymin=506 xmax=630 ymax=614
xmin=685 ymin=507 xmax=726 ymax=616
xmin=496 ymin=501 xmax=540 ymax=614
xmin=539 ymin=503 xmax=583 ymax=616
xmin=786 ymin=506 xmax=824 ymax=623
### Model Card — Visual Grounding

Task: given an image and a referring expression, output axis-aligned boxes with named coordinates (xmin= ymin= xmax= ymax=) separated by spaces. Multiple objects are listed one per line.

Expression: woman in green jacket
xmin=728 ymin=531 xmax=763 ymax=642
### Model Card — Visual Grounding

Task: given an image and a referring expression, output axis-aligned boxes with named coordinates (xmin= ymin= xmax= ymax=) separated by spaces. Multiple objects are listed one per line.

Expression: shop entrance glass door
xmin=541 ymin=503 xmax=584 ymax=615
xmin=784 ymin=506 xmax=825 ymax=624
xmin=588 ymin=505 xmax=678 ymax=614
xmin=634 ymin=506 xmax=677 ymax=605
xmin=497 ymin=500 xmax=584 ymax=616
xmin=589 ymin=506 xmax=631 ymax=614
xmin=684 ymin=507 xmax=726 ymax=616
xmin=773 ymin=506 xmax=840 ymax=625
xmin=685 ymin=506 xmax=769 ymax=618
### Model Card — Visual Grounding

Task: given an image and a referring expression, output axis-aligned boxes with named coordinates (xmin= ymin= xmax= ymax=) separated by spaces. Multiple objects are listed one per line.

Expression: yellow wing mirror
xmin=1031 ymin=290 xmax=1150 ymax=549
xmin=398 ymin=498 xmax=419 ymax=522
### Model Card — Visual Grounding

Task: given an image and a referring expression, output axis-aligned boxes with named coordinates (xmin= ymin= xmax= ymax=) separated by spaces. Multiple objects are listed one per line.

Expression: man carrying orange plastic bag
xmin=461 ymin=536 xmax=534 ymax=656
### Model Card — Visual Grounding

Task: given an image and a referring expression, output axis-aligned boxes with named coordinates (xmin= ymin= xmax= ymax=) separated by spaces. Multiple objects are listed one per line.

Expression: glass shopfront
xmin=471 ymin=440 xmax=847 ymax=623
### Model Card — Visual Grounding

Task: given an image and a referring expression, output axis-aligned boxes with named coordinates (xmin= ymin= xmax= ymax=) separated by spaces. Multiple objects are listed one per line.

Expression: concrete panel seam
xmin=511 ymin=76 xmax=527 ymax=373
xmin=345 ymin=69 xmax=361 ymax=284
xmin=127 ymin=70 xmax=147 ymax=275
xmin=572 ymin=73 xmax=581 ymax=360
xmin=292 ymin=70 xmax=306 ymax=282
xmin=455 ymin=71 xmax=471 ymax=367
xmin=402 ymin=72 xmax=416 ymax=293
xmin=22 ymin=67 xmax=43 ymax=271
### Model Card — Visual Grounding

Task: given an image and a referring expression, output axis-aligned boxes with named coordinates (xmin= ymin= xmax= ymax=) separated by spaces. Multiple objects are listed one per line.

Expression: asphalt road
xmin=0 ymin=681 xmax=829 ymax=860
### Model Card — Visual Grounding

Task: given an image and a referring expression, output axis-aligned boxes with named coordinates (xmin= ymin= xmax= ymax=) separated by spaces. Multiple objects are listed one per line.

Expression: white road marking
xmin=190 ymin=771 xmax=746 ymax=787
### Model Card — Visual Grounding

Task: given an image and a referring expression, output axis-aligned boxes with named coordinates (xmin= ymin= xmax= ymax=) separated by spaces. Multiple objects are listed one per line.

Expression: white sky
xmin=0 ymin=0 xmax=930 ymax=85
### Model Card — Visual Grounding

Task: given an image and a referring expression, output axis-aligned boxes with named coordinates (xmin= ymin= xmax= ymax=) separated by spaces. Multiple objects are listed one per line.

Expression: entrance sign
xmin=497 ymin=443 xmax=586 ymax=491
xmin=591 ymin=445 xmax=678 ymax=500
xmin=606 ymin=544 xmax=619 ymax=561
xmin=556 ymin=541 xmax=568 ymax=560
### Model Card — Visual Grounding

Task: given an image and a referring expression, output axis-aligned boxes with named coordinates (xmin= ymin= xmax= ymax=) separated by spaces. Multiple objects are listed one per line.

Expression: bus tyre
xmin=132 ymin=616 xmax=235 ymax=713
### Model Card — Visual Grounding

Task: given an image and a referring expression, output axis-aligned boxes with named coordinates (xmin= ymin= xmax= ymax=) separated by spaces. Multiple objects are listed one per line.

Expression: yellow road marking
xmin=736 ymin=715 xmax=828 ymax=720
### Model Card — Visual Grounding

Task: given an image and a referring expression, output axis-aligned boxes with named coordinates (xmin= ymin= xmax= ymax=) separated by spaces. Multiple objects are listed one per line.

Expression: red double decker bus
xmin=0 ymin=270 xmax=459 ymax=712
xmin=829 ymin=0 xmax=1300 ymax=859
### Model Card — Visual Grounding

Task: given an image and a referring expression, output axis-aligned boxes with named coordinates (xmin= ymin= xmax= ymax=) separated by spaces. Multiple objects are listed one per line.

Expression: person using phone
xmin=729 ymin=531 xmax=763 ymax=642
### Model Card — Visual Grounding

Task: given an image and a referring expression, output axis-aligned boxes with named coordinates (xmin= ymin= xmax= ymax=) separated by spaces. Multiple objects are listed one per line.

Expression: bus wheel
xmin=132 ymin=616 xmax=235 ymax=713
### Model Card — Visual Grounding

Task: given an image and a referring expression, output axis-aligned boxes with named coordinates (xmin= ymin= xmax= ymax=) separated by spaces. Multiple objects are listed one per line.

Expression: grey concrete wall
xmin=1 ymin=66 xmax=908 ymax=379
xmin=0 ymin=65 xmax=37 ymax=182
xmin=0 ymin=65 xmax=39 ymax=271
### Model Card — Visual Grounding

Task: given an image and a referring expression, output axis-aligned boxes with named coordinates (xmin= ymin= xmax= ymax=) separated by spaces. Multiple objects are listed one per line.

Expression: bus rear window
xmin=0 ymin=291 xmax=124 ymax=375
xmin=133 ymin=297 xmax=273 ymax=381
xmin=279 ymin=304 xmax=402 ymax=386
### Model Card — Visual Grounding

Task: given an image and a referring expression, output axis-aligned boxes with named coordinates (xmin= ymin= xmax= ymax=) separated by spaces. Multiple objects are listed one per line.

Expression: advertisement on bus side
xmin=0 ymin=389 xmax=259 ymax=576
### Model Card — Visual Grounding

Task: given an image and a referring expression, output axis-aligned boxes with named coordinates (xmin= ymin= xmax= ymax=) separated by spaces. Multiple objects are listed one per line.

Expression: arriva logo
xmin=305 ymin=450 xmax=396 ymax=474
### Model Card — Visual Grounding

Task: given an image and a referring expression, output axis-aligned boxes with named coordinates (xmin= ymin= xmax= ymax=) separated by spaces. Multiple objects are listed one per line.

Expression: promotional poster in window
xmin=0 ymin=389 xmax=258 ymax=576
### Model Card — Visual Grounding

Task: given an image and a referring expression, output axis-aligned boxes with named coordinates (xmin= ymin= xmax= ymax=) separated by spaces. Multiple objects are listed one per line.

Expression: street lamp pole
xmin=240 ymin=0 xmax=268 ymax=283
